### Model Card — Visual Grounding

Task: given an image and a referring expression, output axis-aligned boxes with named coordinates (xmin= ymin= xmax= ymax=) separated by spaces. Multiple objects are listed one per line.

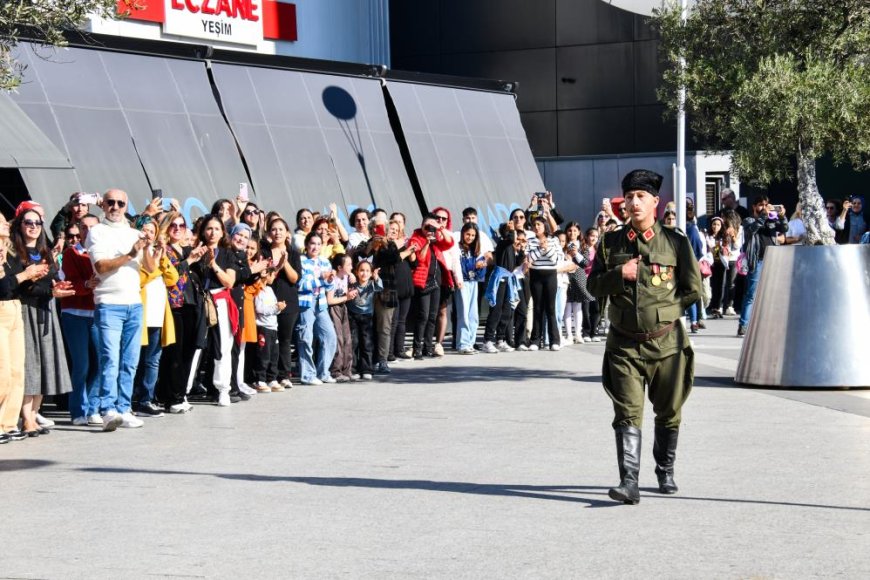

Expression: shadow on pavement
xmin=387 ymin=365 xmax=580 ymax=384
xmin=0 ymin=459 xmax=56 ymax=472
xmin=78 ymin=467 xmax=869 ymax=512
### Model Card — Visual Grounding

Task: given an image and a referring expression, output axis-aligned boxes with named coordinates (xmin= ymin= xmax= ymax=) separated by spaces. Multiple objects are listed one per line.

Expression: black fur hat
xmin=622 ymin=169 xmax=663 ymax=196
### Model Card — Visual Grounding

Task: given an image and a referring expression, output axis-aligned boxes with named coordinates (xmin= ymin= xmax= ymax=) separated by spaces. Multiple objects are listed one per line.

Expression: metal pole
xmin=676 ymin=0 xmax=688 ymax=232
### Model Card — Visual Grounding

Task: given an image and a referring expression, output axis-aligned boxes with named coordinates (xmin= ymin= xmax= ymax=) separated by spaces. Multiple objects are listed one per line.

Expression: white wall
xmin=87 ymin=0 xmax=390 ymax=65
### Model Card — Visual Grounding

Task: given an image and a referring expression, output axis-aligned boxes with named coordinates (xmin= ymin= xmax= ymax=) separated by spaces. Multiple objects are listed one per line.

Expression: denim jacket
xmin=298 ymin=256 xmax=334 ymax=312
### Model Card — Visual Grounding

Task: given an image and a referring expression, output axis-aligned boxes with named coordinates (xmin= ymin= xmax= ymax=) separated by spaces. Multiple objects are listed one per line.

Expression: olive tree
xmin=1 ymin=0 xmax=134 ymax=91
xmin=653 ymin=0 xmax=870 ymax=245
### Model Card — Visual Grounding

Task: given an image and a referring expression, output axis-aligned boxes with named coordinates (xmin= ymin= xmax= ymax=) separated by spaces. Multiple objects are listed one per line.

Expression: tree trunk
xmin=796 ymin=146 xmax=835 ymax=246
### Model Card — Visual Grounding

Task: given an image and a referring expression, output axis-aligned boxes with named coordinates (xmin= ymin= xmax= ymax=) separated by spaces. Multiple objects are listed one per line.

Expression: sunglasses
xmin=23 ymin=219 xmax=44 ymax=228
xmin=244 ymin=209 xmax=258 ymax=216
xmin=66 ymin=232 xmax=81 ymax=239
xmin=169 ymin=222 xmax=186 ymax=230
xmin=104 ymin=199 xmax=126 ymax=208
xmin=436 ymin=215 xmax=448 ymax=222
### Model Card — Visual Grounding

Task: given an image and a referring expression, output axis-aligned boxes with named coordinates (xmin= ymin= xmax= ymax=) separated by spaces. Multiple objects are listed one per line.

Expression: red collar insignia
xmin=627 ymin=228 xmax=655 ymax=243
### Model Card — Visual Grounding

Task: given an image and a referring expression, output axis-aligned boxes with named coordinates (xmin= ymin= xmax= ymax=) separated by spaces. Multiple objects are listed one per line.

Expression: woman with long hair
xmin=1 ymin=213 xmax=48 ymax=442
xmin=261 ymin=217 xmax=301 ymax=387
xmin=454 ymin=222 xmax=485 ymax=354
xmin=156 ymin=211 xmax=207 ymax=413
xmin=8 ymin=209 xmax=74 ymax=435
xmin=131 ymin=216 xmax=179 ymax=416
xmin=292 ymin=208 xmax=315 ymax=252
xmin=189 ymin=215 xmax=238 ymax=406
xmin=527 ymin=215 xmax=563 ymax=351
xmin=296 ymin=232 xmax=337 ymax=385
xmin=387 ymin=214 xmax=414 ymax=361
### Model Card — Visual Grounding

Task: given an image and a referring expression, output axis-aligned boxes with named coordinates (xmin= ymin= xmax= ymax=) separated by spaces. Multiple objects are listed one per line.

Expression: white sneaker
xmin=102 ymin=411 xmax=123 ymax=432
xmin=87 ymin=414 xmax=104 ymax=426
xmin=72 ymin=416 xmax=89 ymax=426
xmin=582 ymin=336 xmax=592 ymax=343
xmin=169 ymin=402 xmax=193 ymax=414
xmin=361 ymin=373 xmax=373 ymax=381
xmin=495 ymin=341 xmax=515 ymax=352
xmin=529 ymin=344 xmax=539 ymax=351
xmin=239 ymin=383 xmax=257 ymax=396
xmin=481 ymin=341 xmax=498 ymax=354
xmin=592 ymin=336 xmax=602 ymax=342
xmin=725 ymin=307 xmax=737 ymax=316
xmin=351 ymin=373 xmax=362 ymax=380
xmin=517 ymin=344 xmax=529 ymax=351
xmin=120 ymin=412 xmax=144 ymax=428
xmin=255 ymin=381 xmax=271 ymax=393
xmin=321 ymin=376 xmax=337 ymax=384
xmin=280 ymin=378 xmax=293 ymax=388
xmin=36 ymin=414 xmax=55 ymax=427
xmin=550 ymin=343 xmax=561 ymax=351
xmin=433 ymin=343 xmax=445 ymax=357
xmin=268 ymin=380 xmax=286 ymax=392
xmin=302 ymin=377 xmax=323 ymax=385
xmin=459 ymin=347 xmax=477 ymax=355
xmin=217 ymin=392 xmax=231 ymax=406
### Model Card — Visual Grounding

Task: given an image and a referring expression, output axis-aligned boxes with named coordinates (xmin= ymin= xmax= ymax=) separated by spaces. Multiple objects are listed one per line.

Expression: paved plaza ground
xmin=2 ymin=317 xmax=868 ymax=579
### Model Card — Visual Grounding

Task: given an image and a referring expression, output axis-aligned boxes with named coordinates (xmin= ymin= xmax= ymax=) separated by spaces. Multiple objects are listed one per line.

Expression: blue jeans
xmin=739 ymin=260 xmax=763 ymax=328
xmin=61 ymin=312 xmax=101 ymax=420
xmin=454 ymin=282 xmax=479 ymax=350
xmin=95 ymin=303 xmax=143 ymax=414
xmin=296 ymin=307 xmax=337 ymax=382
xmin=133 ymin=327 xmax=162 ymax=406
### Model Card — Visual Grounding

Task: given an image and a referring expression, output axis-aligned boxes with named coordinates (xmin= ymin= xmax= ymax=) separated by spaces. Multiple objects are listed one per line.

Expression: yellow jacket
xmin=139 ymin=254 xmax=180 ymax=347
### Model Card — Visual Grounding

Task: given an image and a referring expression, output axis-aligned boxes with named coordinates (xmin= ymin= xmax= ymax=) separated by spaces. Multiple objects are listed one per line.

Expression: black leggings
xmin=484 ymin=281 xmax=512 ymax=343
xmin=412 ymin=287 xmax=440 ymax=354
xmin=277 ymin=308 xmax=299 ymax=379
xmin=529 ymin=269 xmax=559 ymax=346
xmin=582 ymin=299 xmax=600 ymax=338
xmin=390 ymin=295 xmax=412 ymax=356
xmin=157 ymin=304 xmax=199 ymax=407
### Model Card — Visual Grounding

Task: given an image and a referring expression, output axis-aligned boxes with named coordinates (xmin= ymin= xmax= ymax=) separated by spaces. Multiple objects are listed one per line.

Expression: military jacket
xmin=588 ymin=221 xmax=702 ymax=360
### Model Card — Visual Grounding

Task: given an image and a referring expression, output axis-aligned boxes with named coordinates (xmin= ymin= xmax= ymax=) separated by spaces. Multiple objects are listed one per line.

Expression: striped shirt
xmin=527 ymin=236 xmax=563 ymax=270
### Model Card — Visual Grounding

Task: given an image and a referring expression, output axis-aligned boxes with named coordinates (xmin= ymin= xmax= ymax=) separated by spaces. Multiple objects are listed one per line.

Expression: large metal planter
xmin=735 ymin=244 xmax=870 ymax=388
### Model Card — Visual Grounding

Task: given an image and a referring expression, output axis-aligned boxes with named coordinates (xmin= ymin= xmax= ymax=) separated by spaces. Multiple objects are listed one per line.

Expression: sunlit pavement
xmin=3 ymin=317 xmax=868 ymax=578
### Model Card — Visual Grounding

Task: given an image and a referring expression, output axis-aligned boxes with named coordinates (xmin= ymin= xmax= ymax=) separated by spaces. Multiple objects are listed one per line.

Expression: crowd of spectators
xmin=0 ymin=186 xmax=866 ymax=442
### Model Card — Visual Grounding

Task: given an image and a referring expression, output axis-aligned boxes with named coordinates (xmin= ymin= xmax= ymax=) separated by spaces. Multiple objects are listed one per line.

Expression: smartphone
xmin=239 ymin=183 xmax=249 ymax=202
xmin=151 ymin=188 xmax=163 ymax=200
xmin=535 ymin=191 xmax=547 ymax=198
xmin=374 ymin=224 xmax=386 ymax=237
xmin=77 ymin=192 xmax=100 ymax=205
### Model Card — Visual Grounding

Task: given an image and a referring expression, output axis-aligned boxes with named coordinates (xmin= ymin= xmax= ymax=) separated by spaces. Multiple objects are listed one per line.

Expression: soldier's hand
xmin=621 ymin=257 xmax=639 ymax=282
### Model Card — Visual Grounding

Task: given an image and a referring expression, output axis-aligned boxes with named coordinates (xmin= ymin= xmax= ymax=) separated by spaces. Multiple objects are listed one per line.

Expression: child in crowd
xmin=328 ymin=253 xmax=358 ymax=382
xmin=347 ymin=260 xmax=382 ymax=380
xmin=563 ymin=222 xmax=588 ymax=344
xmin=253 ymin=268 xmax=286 ymax=392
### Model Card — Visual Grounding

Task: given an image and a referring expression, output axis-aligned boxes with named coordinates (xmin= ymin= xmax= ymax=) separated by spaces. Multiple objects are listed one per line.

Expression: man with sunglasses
xmin=86 ymin=190 xmax=157 ymax=431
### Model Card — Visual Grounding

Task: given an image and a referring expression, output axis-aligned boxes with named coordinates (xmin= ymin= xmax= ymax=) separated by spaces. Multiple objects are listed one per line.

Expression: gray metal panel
xmin=0 ymin=93 xmax=71 ymax=169
xmin=557 ymin=43 xmax=635 ymax=110
xmin=386 ymin=81 xmax=543 ymax=233
xmin=558 ymin=108 xmax=635 ymax=155
xmin=441 ymin=48 xmax=557 ymax=112
xmin=441 ymin=0 xmax=556 ymax=53
xmin=211 ymin=64 xmax=419 ymax=224
xmin=9 ymin=43 xmax=248 ymax=218
xmin=556 ymin=0 xmax=635 ymax=46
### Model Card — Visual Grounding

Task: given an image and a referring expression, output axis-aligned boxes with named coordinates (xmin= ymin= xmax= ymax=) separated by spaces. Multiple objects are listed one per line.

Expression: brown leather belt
xmin=611 ymin=321 xmax=676 ymax=342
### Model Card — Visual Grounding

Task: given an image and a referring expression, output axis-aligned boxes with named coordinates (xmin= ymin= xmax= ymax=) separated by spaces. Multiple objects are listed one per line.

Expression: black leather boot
xmin=653 ymin=426 xmax=679 ymax=494
xmin=608 ymin=426 xmax=641 ymax=505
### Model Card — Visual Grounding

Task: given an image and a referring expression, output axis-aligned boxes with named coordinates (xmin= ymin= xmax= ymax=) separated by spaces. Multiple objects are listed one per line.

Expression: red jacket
xmin=60 ymin=245 xmax=95 ymax=312
xmin=408 ymin=228 xmax=455 ymax=290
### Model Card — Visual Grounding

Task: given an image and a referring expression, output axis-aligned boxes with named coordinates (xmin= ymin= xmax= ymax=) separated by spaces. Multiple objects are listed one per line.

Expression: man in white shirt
xmin=87 ymin=189 xmax=156 ymax=431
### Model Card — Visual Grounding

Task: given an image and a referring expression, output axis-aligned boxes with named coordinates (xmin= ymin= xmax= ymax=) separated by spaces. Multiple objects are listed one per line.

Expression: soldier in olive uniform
xmin=587 ymin=170 xmax=702 ymax=505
